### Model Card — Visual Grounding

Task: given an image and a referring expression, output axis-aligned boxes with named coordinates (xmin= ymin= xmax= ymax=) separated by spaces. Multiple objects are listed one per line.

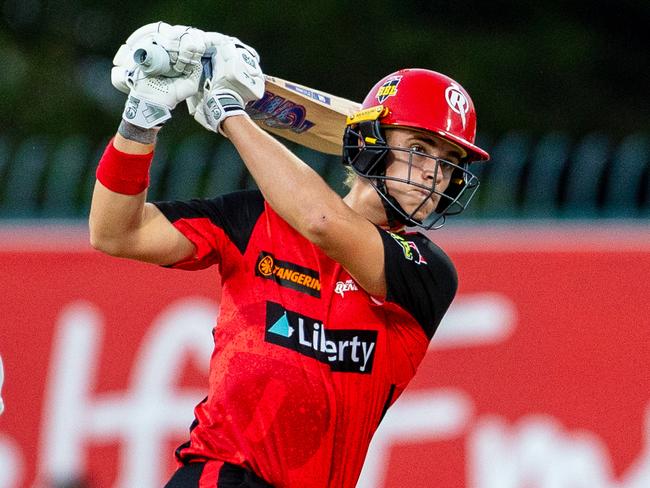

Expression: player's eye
xmin=439 ymin=159 xmax=455 ymax=175
xmin=409 ymin=142 xmax=429 ymax=155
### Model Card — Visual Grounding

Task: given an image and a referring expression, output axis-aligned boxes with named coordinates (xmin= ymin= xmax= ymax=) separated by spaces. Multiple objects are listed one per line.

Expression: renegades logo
xmin=265 ymin=301 xmax=378 ymax=373
xmin=376 ymin=76 xmax=402 ymax=103
xmin=255 ymin=251 xmax=321 ymax=297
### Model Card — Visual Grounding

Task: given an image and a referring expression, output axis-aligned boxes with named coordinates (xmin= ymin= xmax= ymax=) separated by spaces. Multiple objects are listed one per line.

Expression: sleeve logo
xmin=388 ymin=233 xmax=428 ymax=265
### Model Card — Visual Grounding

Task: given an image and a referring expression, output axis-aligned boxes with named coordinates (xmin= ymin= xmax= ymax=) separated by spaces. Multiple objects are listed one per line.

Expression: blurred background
xmin=0 ymin=0 xmax=649 ymax=217
xmin=0 ymin=1 xmax=649 ymax=487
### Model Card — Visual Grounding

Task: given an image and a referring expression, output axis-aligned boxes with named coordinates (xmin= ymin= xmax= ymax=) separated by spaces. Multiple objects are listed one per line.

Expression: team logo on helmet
xmin=376 ymin=76 xmax=402 ymax=103
xmin=445 ymin=83 xmax=469 ymax=129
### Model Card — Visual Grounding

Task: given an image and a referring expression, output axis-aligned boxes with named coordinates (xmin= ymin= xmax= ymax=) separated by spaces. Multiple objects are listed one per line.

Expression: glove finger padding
xmin=124 ymin=22 xmax=162 ymax=47
xmin=111 ymin=62 xmax=131 ymax=94
xmin=189 ymin=34 xmax=264 ymax=136
xmin=171 ymin=62 xmax=204 ymax=102
xmin=175 ymin=29 xmax=207 ymax=75
xmin=210 ymin=41 xmax=265 ymax=104
xmin=121 ymin=22 xmax=206 ymax=77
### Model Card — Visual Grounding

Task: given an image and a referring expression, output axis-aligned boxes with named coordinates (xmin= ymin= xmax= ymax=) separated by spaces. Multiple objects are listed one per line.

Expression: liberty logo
xmin=265 ymin=302 xmax=377 ymax=373
xmin=267 ymin=311 xmax=295 ymax=338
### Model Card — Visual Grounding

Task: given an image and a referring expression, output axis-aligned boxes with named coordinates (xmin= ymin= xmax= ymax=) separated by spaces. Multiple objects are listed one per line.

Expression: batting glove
xmin=188 ymin=35 xmax=265 ymax=135
xmin=193 ymin=88 xmax=248 ymax=135
xmin=111 ymin=22 xmax=207 ymax=129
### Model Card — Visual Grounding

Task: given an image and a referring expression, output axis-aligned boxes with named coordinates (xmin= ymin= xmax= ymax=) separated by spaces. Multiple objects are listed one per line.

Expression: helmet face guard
xmin=342 ymin=69 xmax=489 ymax=230
xmin=343 ymin=122 xmax=479 ymax=230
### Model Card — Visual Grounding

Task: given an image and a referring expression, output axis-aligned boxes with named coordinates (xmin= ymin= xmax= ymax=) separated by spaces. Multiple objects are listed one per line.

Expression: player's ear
xmin=342 ymin=120 xmax=389 ymax=176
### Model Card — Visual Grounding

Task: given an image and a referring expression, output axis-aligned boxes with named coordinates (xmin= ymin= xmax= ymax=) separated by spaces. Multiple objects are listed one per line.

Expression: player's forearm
xmin=88 ymin=133 xmax=154 ymax=255
xmin=89 ymin=182 xmax=148 ymax=253
xmin=112 ymin=131 xmax=156 ymax=155
xmin=224 ymin=117 xmax=350 ymax=245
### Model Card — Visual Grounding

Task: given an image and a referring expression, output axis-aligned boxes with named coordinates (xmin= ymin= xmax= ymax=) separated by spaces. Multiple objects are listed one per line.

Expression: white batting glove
xmin=193 ymin=87 xmax=248 ymax=135
xmin=205 ymin=33 xmax=265 ymax=104
xmin=188 ymin=35 xmax=265 ymax=135
xmin=111 ymin=22 xmax=206 ymax=129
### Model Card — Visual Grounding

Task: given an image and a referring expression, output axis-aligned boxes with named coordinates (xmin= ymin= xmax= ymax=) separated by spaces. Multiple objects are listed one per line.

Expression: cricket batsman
xmin=89 ymin=22 xmax=490 ymax=488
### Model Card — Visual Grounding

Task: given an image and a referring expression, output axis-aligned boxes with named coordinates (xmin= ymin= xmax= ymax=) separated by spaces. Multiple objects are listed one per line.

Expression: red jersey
xmin=154 ymin=190 xmax=457 ymax=488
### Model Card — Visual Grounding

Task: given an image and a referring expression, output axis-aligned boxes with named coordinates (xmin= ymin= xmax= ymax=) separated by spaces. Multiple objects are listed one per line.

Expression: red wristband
xmin=95 ymin=138 xmax=154 ymax=195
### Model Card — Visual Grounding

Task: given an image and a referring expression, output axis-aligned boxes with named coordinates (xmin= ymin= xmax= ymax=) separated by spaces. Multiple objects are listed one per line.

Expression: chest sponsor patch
xmin=255 ymin=251 xmax=321 ymax=297
xmin=265 ymin=301 xmax=377 ymax=374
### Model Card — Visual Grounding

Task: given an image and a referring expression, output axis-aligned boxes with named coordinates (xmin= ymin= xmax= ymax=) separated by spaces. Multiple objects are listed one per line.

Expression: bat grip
xmin=132 ymin=42 xmax=172 ymax=76
xmin=132 ymin=43 xmax=215 ymax=82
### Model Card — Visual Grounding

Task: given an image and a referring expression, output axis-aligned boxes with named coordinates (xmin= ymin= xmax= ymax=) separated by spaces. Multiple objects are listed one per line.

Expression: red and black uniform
xmin=156 ymin=190 xmax=457 ymax=488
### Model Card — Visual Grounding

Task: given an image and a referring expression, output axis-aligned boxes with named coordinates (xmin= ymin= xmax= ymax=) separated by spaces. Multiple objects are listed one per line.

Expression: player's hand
xmin=188 ymin=35 xmax=264 ymax=135
xmin=193 ymin=87 xmax=248 ymax=135
xmin=111 ymin=22 xmax=206 ymax=129
xmin=204 ymin=33 xmax=265 ymax=104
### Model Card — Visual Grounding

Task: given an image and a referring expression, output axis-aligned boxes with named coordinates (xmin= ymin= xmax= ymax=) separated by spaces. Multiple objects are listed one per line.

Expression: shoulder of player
xmin=404 ymin=230 xmax=451 ymax=257
xmin=387 ymin=229 xmax=454 ymax=264
xmin=381 ymin=229 xmax=458 ymax=339
xmin=154 ymin=189 xmax=264 ymax=223
xmin=208 ymin=189 xmax=265 ymax=213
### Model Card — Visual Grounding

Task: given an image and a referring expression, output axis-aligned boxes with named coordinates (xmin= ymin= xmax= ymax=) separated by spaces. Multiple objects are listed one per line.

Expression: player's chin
xmin=408 ymin=195 xmax=438 ymax=220
xmin=393 ymin=189 xmax=438 ymax=218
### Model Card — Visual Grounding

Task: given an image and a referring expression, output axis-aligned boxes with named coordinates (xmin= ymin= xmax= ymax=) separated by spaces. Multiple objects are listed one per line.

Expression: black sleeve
xmin=154 ymin=190 xmax=265 ymax=255
xmin=378 ymin=229 xmax=458 ymax=339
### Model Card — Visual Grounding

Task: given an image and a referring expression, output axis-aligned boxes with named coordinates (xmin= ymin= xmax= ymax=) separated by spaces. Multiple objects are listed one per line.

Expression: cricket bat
xmin=246 ymin=76 xmax=361 ymax=155
xmin=133 ymin=43 xmax=361 ymax=154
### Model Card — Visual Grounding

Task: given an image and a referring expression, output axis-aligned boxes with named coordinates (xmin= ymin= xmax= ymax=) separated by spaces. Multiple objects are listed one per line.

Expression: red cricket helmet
xmin=342 ymin=69 xmax=489 ymax=229
xmin=363 ymin=68 xmax=489 ymax=162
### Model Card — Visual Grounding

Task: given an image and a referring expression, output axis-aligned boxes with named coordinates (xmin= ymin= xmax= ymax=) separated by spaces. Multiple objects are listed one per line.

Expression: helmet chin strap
xmin=374 ymin=176 xmax=447 ymax=230
xmin=374 ymin=177 xmax=411 ymax=229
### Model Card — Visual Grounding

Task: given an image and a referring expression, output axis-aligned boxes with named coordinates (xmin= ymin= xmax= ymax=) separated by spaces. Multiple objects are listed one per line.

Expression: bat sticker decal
xmin=284 ymin=83 xmax=332 ymax=105
xmin=247 ymin=92 xmax=316 ymax=134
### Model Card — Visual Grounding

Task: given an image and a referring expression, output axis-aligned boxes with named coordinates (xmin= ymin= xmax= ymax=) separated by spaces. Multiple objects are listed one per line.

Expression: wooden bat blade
xmin=246 ymin=75 xmax=361 ymax=155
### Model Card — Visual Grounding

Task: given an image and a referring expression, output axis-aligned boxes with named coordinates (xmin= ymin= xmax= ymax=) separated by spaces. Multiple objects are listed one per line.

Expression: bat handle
xmin=132 ymin=42 xmax=174 ymax=76
xmin=132 ymin=43 xmax=215 ymax=82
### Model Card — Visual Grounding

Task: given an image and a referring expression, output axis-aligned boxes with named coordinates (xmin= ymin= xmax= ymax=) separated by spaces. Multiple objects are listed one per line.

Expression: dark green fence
xmin=0 ymin=131 xmax=647 ymax=220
